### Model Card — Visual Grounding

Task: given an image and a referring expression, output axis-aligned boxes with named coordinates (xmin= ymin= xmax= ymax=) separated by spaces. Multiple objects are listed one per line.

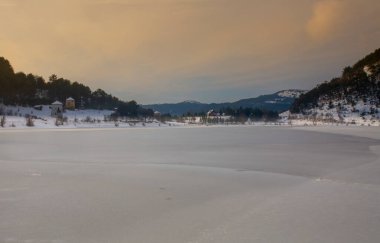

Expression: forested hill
xmin=0 ymin=56 xmax=152 ymax=116
xmin=0 ymin=56 xmax=119 ymax=109
xmin=290 ymin=48 xmax=380 ymax=115
xmin=144 ymin=90 xmax=305 ymax=116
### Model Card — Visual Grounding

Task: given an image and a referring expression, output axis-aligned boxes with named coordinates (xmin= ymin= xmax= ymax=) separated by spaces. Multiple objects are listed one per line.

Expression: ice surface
xmin=0 ymin=126 xmax=380 ymax=242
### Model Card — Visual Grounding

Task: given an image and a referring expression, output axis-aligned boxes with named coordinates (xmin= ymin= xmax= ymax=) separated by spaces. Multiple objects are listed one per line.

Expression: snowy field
xmin=0 ymin=105 xmax=168 ymax=129
xmin=1 ymin=126 xmax=380 ymax=242
xmin=1 ymin=105 xmax=379 ymax=129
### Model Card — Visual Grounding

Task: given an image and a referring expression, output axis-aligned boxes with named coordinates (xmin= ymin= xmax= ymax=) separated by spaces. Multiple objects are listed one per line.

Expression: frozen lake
xmin=1 ymin=126 xmax=380 ymax=242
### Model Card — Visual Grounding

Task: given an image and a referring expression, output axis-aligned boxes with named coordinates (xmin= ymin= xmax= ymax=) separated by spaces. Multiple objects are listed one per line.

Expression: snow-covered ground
xmin=1 ymin=104 xmax=379 ymax=129
xmin=1 ymin=126 xmax=380 ymax=242
xmin=0 ymin=105 xmax=176 ymax=128
xmin=280 ymin=101 xmax=380 ymax=127
xmin=277 ymin=89 xmax=305 ymax=98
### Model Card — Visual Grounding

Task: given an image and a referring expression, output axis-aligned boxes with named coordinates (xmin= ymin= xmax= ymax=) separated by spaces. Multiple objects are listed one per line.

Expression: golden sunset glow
xmin=0 ymin=0 xmax=379 ymax=103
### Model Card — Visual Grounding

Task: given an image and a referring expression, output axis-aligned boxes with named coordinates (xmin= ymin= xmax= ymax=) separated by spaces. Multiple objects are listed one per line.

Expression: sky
xmin=0 ymin=0 xmax=379 ymax=104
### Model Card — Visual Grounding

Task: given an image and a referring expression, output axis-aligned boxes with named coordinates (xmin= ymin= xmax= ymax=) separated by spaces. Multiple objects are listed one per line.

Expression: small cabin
xmin=65 ymin=97 xmax=75 ymax=110
xmin=51 ymin=101 xmax=63 ymax=117
xmin=207 ymin=109 xmax=219 ymax=117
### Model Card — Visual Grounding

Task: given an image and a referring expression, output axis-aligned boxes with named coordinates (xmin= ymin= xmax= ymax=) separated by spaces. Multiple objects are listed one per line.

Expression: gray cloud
xmin=0 ymin=0 xmax=379 ymax=103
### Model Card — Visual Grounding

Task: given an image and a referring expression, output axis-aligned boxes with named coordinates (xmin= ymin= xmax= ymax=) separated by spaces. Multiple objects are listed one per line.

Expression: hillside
xmin=144 ymin=89 xmax=305 ymax=115
xmin=290 ymin=48 xmax=380 ymax=124
xmin=0 ymin=56 xmax=153 ymax=117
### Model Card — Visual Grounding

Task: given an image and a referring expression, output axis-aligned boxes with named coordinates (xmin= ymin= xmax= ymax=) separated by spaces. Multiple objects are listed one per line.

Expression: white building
xmin=51 ymin=101 xmax=63 ymax=117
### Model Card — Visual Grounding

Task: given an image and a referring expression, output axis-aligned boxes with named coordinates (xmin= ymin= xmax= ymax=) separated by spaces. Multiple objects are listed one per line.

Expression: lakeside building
xmin=65 ymin=97 xmax=75 ymax=110
xmin=51 ymin=101 xmax=63 ymax=117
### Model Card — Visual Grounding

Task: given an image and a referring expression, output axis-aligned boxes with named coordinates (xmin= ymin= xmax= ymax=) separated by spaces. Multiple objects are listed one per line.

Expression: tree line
xmin=183 ymin=107 xmax=279 ymax=121
xmin=0 ymin=56 xmax=153 ymax=117
xmin=218 ymin=107 xmax=279 ymax=121
xmin=291 ymin=48 xmax=380 ymax=113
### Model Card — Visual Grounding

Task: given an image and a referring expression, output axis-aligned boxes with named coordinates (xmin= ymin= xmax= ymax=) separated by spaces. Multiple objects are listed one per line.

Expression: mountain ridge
xmin=143 ymin=89 xmax=306 ymax=115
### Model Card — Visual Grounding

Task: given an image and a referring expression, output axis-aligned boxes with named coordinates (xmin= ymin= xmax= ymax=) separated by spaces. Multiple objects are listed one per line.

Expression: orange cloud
xmin=306 ymin=0 xmax=345 ymax=41
xmin=0 ymin=0 xmax=379 ymax=103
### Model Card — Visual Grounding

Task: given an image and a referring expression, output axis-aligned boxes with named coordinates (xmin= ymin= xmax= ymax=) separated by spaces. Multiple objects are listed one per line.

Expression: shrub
xmin=84 ymin=116 xmax=93 ymax=123
xmin=26 ymin=117 xmax=34 ymax=127
xmin=55 ymin=117 xmax=64 ymax=126
xmin=0 ymin=115 xmax=5 ymax=127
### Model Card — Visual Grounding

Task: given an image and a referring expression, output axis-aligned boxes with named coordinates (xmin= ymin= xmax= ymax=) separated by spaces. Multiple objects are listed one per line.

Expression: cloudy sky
xmin=0 ymin=0 xmax=379 ymax=104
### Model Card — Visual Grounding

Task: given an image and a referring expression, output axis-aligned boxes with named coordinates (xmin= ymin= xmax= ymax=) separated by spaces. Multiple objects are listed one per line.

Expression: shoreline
xmin=1 ymin=122 xmax=379 ymax=135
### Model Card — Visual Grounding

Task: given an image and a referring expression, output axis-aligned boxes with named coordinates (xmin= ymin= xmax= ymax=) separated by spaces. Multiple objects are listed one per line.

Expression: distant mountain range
xmin=143 ymin=89 xmax=305 ymax=115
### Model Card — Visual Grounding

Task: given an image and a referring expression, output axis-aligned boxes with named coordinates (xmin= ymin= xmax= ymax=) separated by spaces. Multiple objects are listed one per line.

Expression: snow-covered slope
xmin=277 ymin=89 xmax=305 ymax=98
xmin=282 ymin=99 xmax=380 ymax=126
xmin=0 ymin=105 xmax=167 ymax=129
xmin=287 ymin=48 xmax=380 ymax=126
